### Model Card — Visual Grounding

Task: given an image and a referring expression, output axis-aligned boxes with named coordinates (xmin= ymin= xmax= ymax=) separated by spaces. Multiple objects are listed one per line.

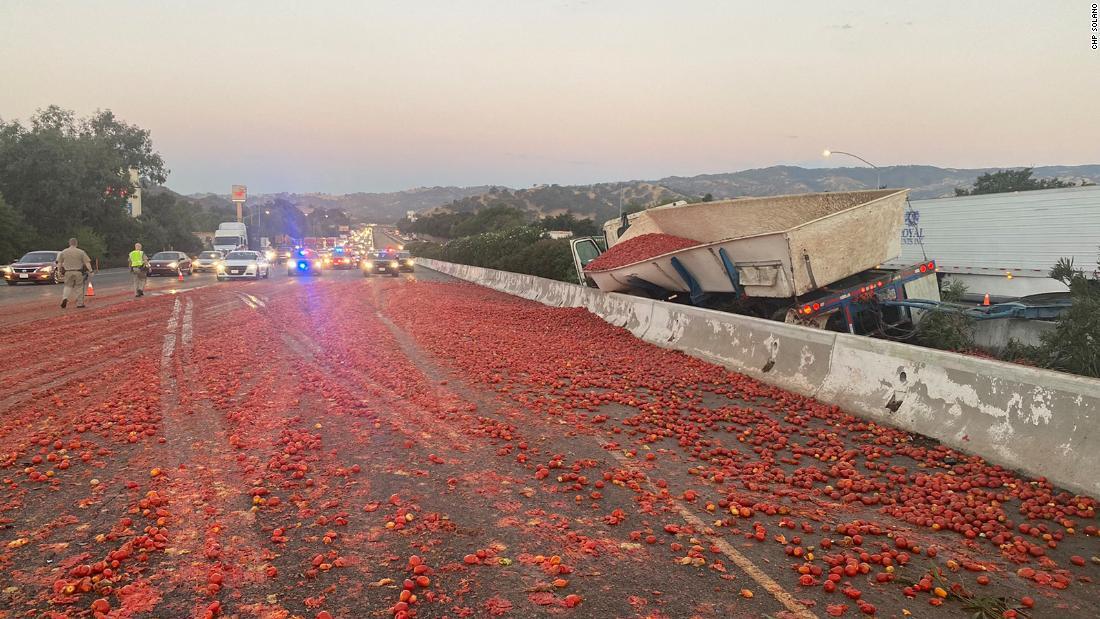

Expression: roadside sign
xmin=231 ymin=185 xmax=247 ymax=202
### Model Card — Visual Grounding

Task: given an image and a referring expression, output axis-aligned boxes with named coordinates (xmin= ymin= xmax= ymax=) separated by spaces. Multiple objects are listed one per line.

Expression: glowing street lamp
xmin=823 ymin=149 xmax=882 ymax=190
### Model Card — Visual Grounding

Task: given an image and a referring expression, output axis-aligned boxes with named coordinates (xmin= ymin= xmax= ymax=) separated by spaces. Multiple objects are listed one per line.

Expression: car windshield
xmin=19 ymin=252 xmax=57 ymax=263
xmin=151 ymin=252 xmax=178 ymax=260
xmin=226 ymin=252 xmax=256 ymax=260
xmin=198 ymin=252 xmax=221 ymax=259
xmin=213 ymin=236 xmax=239 ymax=244
xmin=397 ymin=252 xmax=411 ymax=259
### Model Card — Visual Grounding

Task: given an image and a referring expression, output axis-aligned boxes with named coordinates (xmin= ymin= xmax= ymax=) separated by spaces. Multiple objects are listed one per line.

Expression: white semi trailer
xmin=884 ymin=185 xmax=1100 ymax=301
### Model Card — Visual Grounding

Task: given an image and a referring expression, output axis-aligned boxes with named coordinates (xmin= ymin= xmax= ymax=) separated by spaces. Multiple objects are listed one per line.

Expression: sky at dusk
xmin=1 ymin=1 xmax=1097 ymax=194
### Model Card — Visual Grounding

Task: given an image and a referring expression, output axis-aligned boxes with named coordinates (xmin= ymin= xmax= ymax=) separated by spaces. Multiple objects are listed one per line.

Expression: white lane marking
xmin=236 ymin=292 xmax=257 ymax=309
xmin=607 ymin=448 xmax=819 ymax=619
xmin=147 ymin=284 xmax=214 ymax=298
xmin=162 ymin=297 xmax=181 ymax=367
xmin=181 ymin=299 xmax=193 ymax=351
xmin=246 ymin=293 xmax=266 ymax=307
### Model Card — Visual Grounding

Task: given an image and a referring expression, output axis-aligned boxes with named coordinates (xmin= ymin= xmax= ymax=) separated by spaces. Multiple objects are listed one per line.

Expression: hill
xmin=180 ymin=164 xmax=1100 ymax=226
xmin=433 ymin=164 xmax=1100 ymax=224
xmin=189 ymin=186 xmax=495 ymax=224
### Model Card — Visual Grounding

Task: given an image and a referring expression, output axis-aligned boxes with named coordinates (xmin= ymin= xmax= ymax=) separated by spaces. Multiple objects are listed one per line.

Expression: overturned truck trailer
xmin=574 ymin=189 xmax=941 ymax=334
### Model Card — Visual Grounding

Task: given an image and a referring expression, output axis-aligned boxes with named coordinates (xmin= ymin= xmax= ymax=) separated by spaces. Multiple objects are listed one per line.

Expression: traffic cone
xmin=178 ymin=271 xmax=184 ymax=282
xmin=982 ymin=293 xmax=990 ymax=306
xmin=86 ymin=281 xmax=95 ymax=297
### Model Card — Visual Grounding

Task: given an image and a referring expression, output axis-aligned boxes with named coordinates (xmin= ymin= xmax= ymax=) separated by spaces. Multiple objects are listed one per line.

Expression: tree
xmin=0 ymin=106 xmax=168 ymax=262
xmin=956 ymin=168 xmax=1076 ymax=196
xmin=0 ymin=193 xmax=35 ymax=263
xmin=539 ymin=211 xmax=599 ymax=236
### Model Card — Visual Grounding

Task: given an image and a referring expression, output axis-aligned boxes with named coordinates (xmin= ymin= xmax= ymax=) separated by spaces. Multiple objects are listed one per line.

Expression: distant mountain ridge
xmin=433 ymin=164 xmax=1100 ymax=224
xmin=186 ymin=164 xmax=1100 ymax=224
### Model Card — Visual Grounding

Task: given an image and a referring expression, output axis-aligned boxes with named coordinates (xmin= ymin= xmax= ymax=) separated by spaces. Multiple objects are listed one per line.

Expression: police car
xmin=287 ymin=248 xmax=324 ymax=276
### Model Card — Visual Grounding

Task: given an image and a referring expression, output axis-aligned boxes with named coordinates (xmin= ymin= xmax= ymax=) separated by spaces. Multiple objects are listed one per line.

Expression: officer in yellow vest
xmin=129 ymin=242 xmax=149 ymax=297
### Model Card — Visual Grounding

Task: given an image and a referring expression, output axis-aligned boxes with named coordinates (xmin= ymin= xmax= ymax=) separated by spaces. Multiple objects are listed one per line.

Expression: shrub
xmin=1040 ymin=256 xmax=1100 ymax=377
xmin=409 ymin=227 xmax=577 ymax=283
xmin=915 ymin=279 xmax=975 ymax=351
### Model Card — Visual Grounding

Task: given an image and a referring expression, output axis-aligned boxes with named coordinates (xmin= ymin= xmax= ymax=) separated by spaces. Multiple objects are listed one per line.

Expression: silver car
xmin=193 ymin=250 xmax=225 ymax=273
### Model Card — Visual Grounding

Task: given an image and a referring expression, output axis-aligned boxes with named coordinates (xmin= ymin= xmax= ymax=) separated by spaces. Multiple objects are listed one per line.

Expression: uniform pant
xmin=62 ymin=271 xmax=86 ymax=305
xmin=132 ymin=268 xmax=147 ymax=294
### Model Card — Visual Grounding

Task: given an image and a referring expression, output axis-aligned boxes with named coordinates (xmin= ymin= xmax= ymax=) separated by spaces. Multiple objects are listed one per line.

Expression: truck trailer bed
xmin=586 ymin=189 xmax=909 ymax=299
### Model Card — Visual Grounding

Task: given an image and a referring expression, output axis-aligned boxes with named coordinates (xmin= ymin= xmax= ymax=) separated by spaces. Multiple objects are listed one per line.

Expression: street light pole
xmin=823 ymin=149 xmax=882 ymax=190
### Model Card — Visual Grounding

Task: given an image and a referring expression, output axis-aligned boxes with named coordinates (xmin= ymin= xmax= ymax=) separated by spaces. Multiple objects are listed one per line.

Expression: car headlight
xmin=389 ymin=261 xmax=399 ymax=267
xmin=216 ymin=264 xmax=226 ymax=272
xmin=265 ymin=250 xmax=276 ymax=260
xmin=39 ymin=265 xmax=53 ymax=273
xmin=364 ymin=261 xmax=374 ymax=269
xmin=167 ymin=261 xmax=178 ymax=269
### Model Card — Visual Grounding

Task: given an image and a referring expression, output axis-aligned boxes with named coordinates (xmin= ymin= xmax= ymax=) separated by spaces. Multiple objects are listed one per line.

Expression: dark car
xmin=148 ymin=251 xmax=193 ymax=277
xmin=396 ymin=251 xmax=415 ymax=273
xmin=2 ymin=250 xmax=61 ymax=285
xmin=361 ymin=251 xmax=401 ymax=277
xmin=287 ymin=248 xmax=324 ymax=276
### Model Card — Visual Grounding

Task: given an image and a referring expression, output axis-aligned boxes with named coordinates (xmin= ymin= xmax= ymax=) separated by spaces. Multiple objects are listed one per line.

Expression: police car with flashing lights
xmin=287 ymin=248 xmax=324 ymax=277
xmin=360 ymin=250 xmax=401 ymax=277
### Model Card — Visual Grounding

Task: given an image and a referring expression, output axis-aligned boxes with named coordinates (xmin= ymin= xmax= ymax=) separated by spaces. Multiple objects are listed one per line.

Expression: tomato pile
xmin=583 ymin=233 xmax=700 ymax=272
xmin=0 ymin=277 xmax=1096 ymax=618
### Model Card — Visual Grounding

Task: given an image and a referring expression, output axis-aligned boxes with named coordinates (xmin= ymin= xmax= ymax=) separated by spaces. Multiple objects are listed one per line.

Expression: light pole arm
xmin=828 ymin=150 xmax=878 ymax=170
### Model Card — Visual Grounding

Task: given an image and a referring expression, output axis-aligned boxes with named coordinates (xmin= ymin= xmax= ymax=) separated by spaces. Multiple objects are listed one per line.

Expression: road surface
xmin=0 ymin=266 xmax=1096 ymax=618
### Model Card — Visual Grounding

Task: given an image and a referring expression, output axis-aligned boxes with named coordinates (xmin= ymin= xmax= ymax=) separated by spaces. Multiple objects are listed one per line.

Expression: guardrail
xmin=419 ymin=258 xmax=1100 ymax=497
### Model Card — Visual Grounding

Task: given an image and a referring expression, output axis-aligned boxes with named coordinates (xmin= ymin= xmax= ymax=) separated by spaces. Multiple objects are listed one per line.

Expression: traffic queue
xmin=1 ymin=225 xmax=416 ymax=310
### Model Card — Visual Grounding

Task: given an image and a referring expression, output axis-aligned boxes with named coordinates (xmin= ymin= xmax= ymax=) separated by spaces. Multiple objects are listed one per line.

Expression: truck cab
xmin=213 ymin=222 xmax=248 ymax=254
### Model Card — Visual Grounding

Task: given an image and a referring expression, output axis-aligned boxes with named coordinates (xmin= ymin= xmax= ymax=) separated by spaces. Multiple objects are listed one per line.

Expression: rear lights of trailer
xmin=798 ymin=261 xmax=936 ymax=317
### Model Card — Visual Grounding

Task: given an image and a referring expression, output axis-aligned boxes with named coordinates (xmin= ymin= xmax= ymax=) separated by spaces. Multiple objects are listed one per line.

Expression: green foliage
xmin=408 ymin=226 xmax=577 ymax=283
xmin=0 ymin=193 xmax=35 ymax=263
xmin=399 ymin=211 xmax=473 ymax=238
xmin=956 ymin=168 xmax=1076 ymax=196
xmin=450 ymin=204 xmax=528 ymax=237
xmin=1040 ymin=254 xmax=1100 ymax=377
xmin=940 ymin=278 xmax=968 ymax=302
xmin=538 ymin=211 xmax=599 ymax=237
xmin=0 ymin=106 xmax=185 ymax=264
xmin=71 ymin=226 xmax=107 ymax=263
xmin=915 ymin=279 xmax=975 ymax=351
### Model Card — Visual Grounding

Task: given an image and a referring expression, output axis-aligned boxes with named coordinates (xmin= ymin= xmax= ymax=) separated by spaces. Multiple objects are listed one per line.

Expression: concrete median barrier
xmin=417 ymin=258 xmax=1100 ymax=496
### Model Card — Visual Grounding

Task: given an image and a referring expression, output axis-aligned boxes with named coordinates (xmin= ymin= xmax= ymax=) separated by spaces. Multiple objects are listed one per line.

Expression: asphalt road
xmin=0 ymin=266 xmax=1096 ymax=618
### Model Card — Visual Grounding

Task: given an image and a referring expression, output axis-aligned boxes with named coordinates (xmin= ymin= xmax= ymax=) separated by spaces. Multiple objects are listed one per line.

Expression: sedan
xmin=2 ymin=251 xmax=61 ymax=285
xmin=217 ymin=250 xmax=270 ymax=280
xmin=148 ymin=251 xmax=193 ymax=276
xmin=361 ymin=252 xmax=401 ymax=277
xmin=396 ymin=251 xmax=415 ymax=273
xmin=193 ymin=250 xmax=225 ymax=273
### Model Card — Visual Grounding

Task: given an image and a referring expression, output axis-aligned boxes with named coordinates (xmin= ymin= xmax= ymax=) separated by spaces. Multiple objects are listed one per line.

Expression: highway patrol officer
xmin=129 ymin=242 xmax=149 ymax=297
xmin=58 ymin=238 xmax=92 ymax=309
